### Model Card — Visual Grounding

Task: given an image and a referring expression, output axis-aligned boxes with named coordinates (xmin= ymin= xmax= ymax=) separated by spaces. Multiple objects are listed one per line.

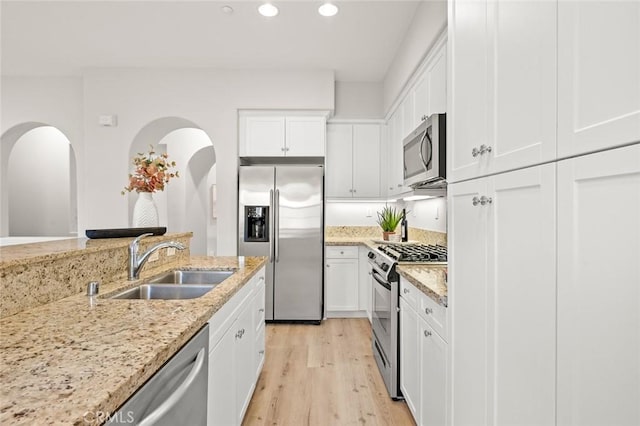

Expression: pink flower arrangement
xmin=122 ymin=146 xmax=179 ymax=194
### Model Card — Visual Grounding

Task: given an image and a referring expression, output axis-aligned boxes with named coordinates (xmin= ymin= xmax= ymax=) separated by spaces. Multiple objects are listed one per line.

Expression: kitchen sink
xmin=109 ymin=269 xmax=235 ymax=300
xmin=110 ymin=284 xmax=216 ymax=300
xmin=146 ymin=270 xmax=234 ymax=285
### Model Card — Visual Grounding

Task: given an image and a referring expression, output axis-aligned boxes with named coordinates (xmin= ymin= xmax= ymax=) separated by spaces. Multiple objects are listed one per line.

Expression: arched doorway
xmin=1 ymin=123 xmax=78 ymax=239
xmin=128 ymin=118 xmax=216 ymax=255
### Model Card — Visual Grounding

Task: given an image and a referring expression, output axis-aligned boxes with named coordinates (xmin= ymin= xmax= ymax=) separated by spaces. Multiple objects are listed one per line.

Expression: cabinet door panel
xmin=208 ymin=326 xmax=237 ymax=426
xmin=244 ymin=116 xmax=285 ymax=156
xmin=236 ymin=302 xmax=255 ymax=423
xmin=448 ymin=0 xmax=489 ymax=183
xmin=489 ymin=0 xmax=557 ymax=173
xmin=326 ymin=124 xmax=353 ymax=198
xmin=557 ymin=144 xmax=640 ymax=426
xmin=352 ymin=124 xmax=381 ymax=198
xmin=325 ymin=258 xmax=359 ymax=311
xmin=400 ymin=298 xmax=420 ymax=420
xmin=558 ymin=1 xmax=640 ymax=157
xmin=488 ymin=164 xmax=556 ymax=425
xmin=427 ymin=47 xmax=447 ymax=116
xmin=414 ymin=74 xmax=428 ymax=126
xmin=285 ymin=117 xmax=326 ymax=156
xmin=448 ymin=178 xmax=488 ymax=425
xmin=421 ymin=321 xmax=447 ymax=426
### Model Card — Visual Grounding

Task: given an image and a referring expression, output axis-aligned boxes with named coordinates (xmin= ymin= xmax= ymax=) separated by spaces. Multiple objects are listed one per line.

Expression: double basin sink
xmin=110 ymin=270 xmax=234 ymax=300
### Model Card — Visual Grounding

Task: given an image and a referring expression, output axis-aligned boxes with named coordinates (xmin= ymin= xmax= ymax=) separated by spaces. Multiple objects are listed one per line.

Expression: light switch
xmin=98 ymin=114 xmax=118 ymax=127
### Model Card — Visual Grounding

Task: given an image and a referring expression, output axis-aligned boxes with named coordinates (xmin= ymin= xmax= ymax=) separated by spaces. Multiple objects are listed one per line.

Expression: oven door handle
xmin=372 ymin=270 xmax=391 ymax=291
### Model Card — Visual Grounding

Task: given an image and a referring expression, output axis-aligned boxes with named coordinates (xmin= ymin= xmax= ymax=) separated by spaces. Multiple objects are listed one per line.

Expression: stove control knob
xmin=367 ymin=251 xmax=375 ymax=259
xmin=381 ymin=263 xmax=389 ymax=272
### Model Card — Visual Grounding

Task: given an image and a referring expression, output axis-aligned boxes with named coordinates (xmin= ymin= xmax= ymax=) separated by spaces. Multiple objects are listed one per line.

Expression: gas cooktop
xmin=377 ymin=243 xmax=447 ymax=263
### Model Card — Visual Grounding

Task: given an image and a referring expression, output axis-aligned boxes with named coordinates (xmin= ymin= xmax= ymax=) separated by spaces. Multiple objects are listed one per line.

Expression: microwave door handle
xmin=424 ymin=131 xmax=433 ymax=167
xmin=418 ymin=129 xmax=429 ymax=171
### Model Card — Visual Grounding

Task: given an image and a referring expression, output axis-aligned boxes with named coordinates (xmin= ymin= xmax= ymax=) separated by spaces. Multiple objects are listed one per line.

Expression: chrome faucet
xmin=128 ymin=233 xmax=186 ymax=280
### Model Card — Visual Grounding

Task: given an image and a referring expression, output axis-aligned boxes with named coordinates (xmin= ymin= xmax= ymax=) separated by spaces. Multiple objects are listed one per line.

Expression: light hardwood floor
xmin=243 ymin=318 xmax=415 ymax=426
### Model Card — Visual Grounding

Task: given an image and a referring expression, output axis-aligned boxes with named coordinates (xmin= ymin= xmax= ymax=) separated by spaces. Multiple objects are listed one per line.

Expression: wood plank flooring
xmin=243 ymin=319 xmax=415 ymax=426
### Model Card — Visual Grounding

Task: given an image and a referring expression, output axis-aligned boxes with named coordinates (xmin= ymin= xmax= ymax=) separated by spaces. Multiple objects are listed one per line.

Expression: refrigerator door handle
xmin=269 ymin=189 xmax=274 ymax=263
xmin=275 ymin=189 xmax=280 ymax=262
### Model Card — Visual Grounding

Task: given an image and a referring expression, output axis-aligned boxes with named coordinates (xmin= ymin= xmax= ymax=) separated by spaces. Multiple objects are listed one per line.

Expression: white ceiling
xmin=0 ymin=0 xmax=422 ymax=82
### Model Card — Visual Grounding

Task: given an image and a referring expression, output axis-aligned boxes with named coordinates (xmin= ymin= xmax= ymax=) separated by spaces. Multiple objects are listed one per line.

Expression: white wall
xmin=82 ymin=68 xmax=334 ymax=255
xmin=0 ymin=76 xmax=83 ymax=236
xmin=326 ymin=197 xmax=447 ymax=234
xmin=383 ymin=0 xmax=447 ymax=114
xmin=334 ymin=81 xmax=384 ymax=119
xmin=7 ymin=127 xmax=72 ymax=236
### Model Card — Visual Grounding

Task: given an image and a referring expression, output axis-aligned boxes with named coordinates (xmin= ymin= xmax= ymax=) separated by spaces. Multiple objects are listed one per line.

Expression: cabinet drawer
xmin=254 ymin=324 xmax=266 ymax=379
xmin=400 ymin=277 xmax=419 ymax=311
xmin=326 ymin=246 xmax=359 ymax=259
xmin=419 ymin=293 xmax=446 ymax=341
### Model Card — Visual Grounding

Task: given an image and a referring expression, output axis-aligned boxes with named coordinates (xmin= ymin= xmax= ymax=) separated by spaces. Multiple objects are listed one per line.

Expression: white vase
xmin=132 ymin=192 xmax=159 ymax=227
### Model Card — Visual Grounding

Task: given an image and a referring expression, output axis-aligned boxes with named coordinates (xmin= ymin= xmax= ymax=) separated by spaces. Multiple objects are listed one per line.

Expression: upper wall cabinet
xmin=239 ymin=112 xmax=327 ymax=157
xmin=557 ymin=1 xmax=640 ymax=157
xmin=448 ymin=0 xmax=557 ymax=183
xmin=326 ymin=123 xmax=381 ymax=199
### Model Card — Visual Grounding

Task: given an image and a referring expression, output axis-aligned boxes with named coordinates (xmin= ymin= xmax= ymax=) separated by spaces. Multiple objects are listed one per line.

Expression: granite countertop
xmin=325 ymin=236 xmax=447 ymax=307
xmin=0 ymin=255 xmax=267 ymax=425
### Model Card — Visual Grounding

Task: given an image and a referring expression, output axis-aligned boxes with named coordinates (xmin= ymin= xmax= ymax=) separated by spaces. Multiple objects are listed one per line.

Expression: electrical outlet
xmin=167 ymin=247 xmax=176 ymax=257
xmin=366 ymin=208 xmax=373 ymax=217
xmin=149 ymin=251 xmax=160 ymax=262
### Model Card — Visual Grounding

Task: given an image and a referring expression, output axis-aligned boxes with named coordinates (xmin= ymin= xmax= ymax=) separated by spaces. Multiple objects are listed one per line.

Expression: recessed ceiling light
xmin=221 ymin=5 xmax=234 ymax=14
xmin=318 ymin=2 xmax=339 ymax=17
xmin=258 ymin=3 xmax=279 ymax=17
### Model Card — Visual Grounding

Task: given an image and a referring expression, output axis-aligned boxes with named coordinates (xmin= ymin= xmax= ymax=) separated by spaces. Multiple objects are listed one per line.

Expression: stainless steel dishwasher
xmin=108 ymin=324 xmax=209 ymax=425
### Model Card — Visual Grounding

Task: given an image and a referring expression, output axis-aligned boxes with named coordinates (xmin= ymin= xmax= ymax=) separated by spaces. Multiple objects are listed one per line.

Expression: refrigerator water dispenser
xmin=244 ymin=206 xmax=269 ymax=242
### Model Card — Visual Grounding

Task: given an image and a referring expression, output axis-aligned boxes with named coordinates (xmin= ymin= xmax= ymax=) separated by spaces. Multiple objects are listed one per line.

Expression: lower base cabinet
xmin=207 ymin=267 xmax=266 ymax=426
xmin=400 ymin=278 xmax=447 ymax=426
xmin=325 ymin=245 xmax=371 ymax=318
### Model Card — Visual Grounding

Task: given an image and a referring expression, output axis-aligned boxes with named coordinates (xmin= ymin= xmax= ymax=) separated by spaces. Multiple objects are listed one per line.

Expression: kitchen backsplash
xmin=325 ymin=226 xmax=446 ymax=246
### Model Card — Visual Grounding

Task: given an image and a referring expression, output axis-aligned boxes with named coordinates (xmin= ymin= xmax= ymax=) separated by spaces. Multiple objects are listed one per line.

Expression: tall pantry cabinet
xmin=448 ymin=1 xmax=640 ymax=425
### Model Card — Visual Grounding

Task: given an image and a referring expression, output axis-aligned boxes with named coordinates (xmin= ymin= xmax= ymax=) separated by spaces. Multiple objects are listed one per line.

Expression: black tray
xmin=85 ymin=227 xmax=167 ymax=239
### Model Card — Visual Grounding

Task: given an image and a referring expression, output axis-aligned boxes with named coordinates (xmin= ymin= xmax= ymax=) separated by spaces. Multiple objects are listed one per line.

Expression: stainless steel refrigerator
xmin=238 ymin=165 xmax=324 ymax=322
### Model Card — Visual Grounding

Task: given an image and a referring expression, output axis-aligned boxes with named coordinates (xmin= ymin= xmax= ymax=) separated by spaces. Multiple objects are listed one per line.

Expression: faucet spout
xmin=128 ymin=233 xmax=186 ymax=280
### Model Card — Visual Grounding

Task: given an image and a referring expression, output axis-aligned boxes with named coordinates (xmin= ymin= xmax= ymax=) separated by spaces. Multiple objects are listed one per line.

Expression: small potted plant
xmin=376 ymin=205 xmax=403 ymax=241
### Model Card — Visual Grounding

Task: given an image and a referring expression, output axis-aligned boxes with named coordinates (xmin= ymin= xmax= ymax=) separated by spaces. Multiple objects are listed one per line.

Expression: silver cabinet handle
xmin=389 ymin=186 xmax=394 ymax=190
xmin=259 ymin=308 xmax=265 ymax=313
xmin=281 ymin=147 xmax=286 ymax=152
xmin=403 ymin=288 xmax=409 ymax=294
xmin=472 ymin=196 xmax=481 ymax=206
xmin=480 ymin=196 xmax=493 ymax=205
xmin=480 ymin=144 xmax=492 ymax=155
xmin=424 ymin=330 xmax=432 ymax=338
xmin=138 ymin=348 xmax=206 ymax=426
xmin=326 ymin=264 xmax=330 ymax=268
xmin=425 ymin=307 xmax=433 ymax=315
xmin=259 ymin=350 xmax=265 ymax=355
xmin=472 ymin=147 xmax=481 ymax=157
xmin=421 ymin=115 xmax=427 ymax=121
xmin=397 ymin=184 xmax=403 ymax=188
xmin=353 ymin=189 xmax=356 ymax=193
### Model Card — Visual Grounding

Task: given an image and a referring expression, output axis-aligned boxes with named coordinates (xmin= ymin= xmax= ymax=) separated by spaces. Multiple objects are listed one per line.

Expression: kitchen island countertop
xmin=0 ymin=255 xmax=267 ymax=425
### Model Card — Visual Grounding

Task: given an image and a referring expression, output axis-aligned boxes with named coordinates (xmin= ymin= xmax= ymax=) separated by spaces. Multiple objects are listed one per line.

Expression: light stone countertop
xmin=0 ymin=255 xmax=267 ymax=426
xmin=324 ymin=237 xmax=447 ymax=307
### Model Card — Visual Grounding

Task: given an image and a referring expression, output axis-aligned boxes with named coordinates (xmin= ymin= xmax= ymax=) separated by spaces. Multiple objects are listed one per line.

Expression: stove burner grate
xmin=377 ymin=243 xmax=447 ymax=262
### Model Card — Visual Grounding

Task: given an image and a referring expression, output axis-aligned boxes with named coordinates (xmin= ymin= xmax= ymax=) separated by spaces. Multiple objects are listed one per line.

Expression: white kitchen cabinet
xmin=358 ymin=246 xmax=372 ymax=322
xmin=448 ymin=163 xmax=556 ymax=426
xmin=325 ymin=246 xmax=360 ymax=316
xmin=558 ymin=1 xmax=640 ymax=158
xmin=400 ymin=297 xmax=420 ymax=420
xmin=557 ymin=144 xmax=640 ymax=426
xmin=412 ymin=42 xmax=447 ymax=131
xmin=207 ymin=267 xmax=266 ymax=426
xmin=448 ymin=0 xmax=557 ymax=183
xmin=400 ymin=278 xmax=448 ymax=426
xmin=386 ymin=111 xmax=406 ymax=197
xmin=326 ymin=123 xmax=381 ymax=199
xmin=239 ymin=113 xmax=326 ymax=157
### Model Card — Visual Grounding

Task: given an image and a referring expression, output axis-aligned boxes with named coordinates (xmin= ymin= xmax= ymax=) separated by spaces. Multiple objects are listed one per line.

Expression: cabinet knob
xmin=424 ymin=330 xmax=432 ymax=337
xmin=353 ymin=189 xmax=356 ymax=193
xmin=425 ymin=307 xmax=433 ymax=315
xmin=397 ymin=184 xmax=402 ymax=188
xmin=259 ymin=350 xmax=265 ymax=355
xmin=389 ymin=187 xmax=394 ymax=190
xmin=472 ymin=196 xmax=481 ymax=206
xmin=259 ymin=308 xmax=265 ymax=313
xmin=281 ymin=147 xmax=286 ymax=152
xmin=480 ymin=196 xmax=493 ymax=206
xmin=421 ymin=115 xmax=427 ymax=121
xmin=472 ymin=147 xmax=481 ymax=157
xmin=480 ymin=144 xmax=492 ymax=155
xmin=403 ymin=288 xmax=409 ymax=294
xmin=326 ymin=264 xmax=330 ymax=268
xmin=340 ymin=251 xmax=344 ymax=255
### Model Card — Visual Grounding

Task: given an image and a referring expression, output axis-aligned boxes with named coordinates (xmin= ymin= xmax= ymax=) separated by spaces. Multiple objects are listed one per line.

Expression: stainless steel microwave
xmin=403 ymin=113 xmax=446 ymax=188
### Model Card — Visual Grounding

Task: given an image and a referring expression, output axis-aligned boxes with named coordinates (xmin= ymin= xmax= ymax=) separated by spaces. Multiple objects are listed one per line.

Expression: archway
xmin=128 ymin=118 xmax=216 ymax=255
xmin=1 ymin=123 xmax=78 ymax=239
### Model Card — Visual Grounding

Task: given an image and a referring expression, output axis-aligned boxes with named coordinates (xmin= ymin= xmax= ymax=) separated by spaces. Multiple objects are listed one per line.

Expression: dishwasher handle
xmin=138 ymin=348 xmax=206 ymax=426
